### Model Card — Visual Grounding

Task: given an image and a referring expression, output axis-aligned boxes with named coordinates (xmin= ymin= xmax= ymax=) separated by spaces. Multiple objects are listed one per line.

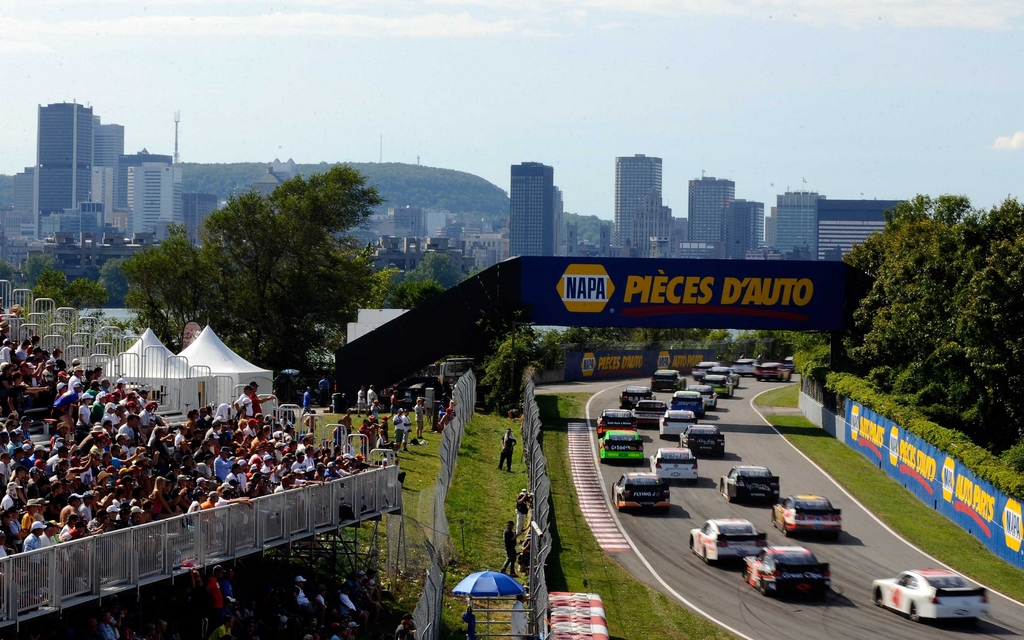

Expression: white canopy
xmin=122 ymin=328 xmax=185 ymax=377
xmin=177 ymin=325 xmax=273 ymax=390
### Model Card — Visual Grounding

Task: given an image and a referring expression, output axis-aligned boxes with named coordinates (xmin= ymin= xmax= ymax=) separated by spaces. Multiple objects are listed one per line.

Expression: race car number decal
xmin=892 ymin=587 xmax=900 ymax=607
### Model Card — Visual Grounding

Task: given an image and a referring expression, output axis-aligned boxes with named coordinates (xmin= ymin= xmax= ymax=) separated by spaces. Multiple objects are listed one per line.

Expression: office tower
xmin=724 ymin=199 xmax=765 ymax=259
xmin=92 ymin=118 xmax=124 ymax=169
xmin=387 ymin=205 xmax=427 ymax=238
xmin=91 ymin=167 xmax=114 ymax=225
xmin=128 ymin=162 xmax=183 ymax=238
xmin=183 ymin=192 xmax=219 ymax=240
xmin=775 ymin=191 xmax=822 ymax=258
xmin=117 ymin=150 xmax=173 ymax=210
xmin=599 ymin=222 xmax=611 ymax=256
xmin=13 ymin=168 xmax=34 ymax=214
xmin=35 ymin=102 xmax=94 ymax=234
xmin=687 ymin=176 xmax=735 ymax=243
xmin=614 ymin=155 xmax=663 ymax=247
xmin=509 ymin=162 xmax=555 ymax=257
xmin=631 ymin=192 xmax=673 ymax=258
xmin=553 ymin=186 xmax=564 ymax=256
xmin=817 ymin=199 xmax=901 ymax=260
xmin=674 ymin=217 xmax=688 ymax=244
xmin=765 ymin=207 xmax=778 ymax=247
xmin=566 ymin=223 xmax=578 ymax=256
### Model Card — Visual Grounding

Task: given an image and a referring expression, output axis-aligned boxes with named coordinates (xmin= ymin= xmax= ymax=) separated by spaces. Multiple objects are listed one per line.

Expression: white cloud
xmin=991 ymin=132 xmax=1024 ymax=151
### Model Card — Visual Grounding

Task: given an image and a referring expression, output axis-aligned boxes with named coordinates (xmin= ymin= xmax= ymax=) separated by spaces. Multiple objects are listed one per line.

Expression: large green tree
xmin=404 ymin=252 xmax=462 ymax=289
xmin=32 ymin=269 xmax=108 ymax=309
xmin=389 ymin=279 xmax=444 ymax=309
xmin=23 ymin=254 xmax=56 ymax=287
xmin=99 ymin=259 xmax=129 ymax=307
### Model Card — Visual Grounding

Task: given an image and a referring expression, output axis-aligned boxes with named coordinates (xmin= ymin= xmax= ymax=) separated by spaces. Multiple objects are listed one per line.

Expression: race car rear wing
xmin=935 ymin=587 xmax=987 ymax=599
xmin=719 ymin=532 xmax=767 ymax=543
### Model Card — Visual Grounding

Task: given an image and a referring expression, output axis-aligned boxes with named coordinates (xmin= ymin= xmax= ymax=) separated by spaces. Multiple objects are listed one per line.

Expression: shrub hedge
xmin=826 ymin=372 xmax=1024 ymax=499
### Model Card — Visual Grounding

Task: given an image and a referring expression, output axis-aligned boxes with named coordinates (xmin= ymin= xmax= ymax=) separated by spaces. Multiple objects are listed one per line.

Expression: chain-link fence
xmin=407 ymin=370 xmax=477 ymax=640
xmin=522 ymin=377 xmax=552 ymax=636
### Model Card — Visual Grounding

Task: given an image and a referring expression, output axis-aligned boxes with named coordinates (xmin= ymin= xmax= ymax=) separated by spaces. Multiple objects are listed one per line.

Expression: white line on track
xmin=583 ymin=384 xmax=758 ymax=640
xmin=748 ymin=388 xmax=1024 ymax=611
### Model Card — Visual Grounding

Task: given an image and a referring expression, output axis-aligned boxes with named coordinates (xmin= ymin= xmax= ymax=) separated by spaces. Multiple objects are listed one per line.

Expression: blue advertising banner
xmin=520 ymin=257 xmax=847 ymax=330
xmin=564 ymin=348 xmax=714 ymax=382
xmin=844 ymin=400 xmax=1024 ymax=569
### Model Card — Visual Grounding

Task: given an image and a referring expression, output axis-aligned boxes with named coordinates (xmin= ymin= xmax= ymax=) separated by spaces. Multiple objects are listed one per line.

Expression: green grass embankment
xmin=536 ymin=393 xmax=734 ymax=640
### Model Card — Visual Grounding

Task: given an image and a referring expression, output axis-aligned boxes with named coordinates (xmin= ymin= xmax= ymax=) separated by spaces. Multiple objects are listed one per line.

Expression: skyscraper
xmin=765 ymin=207 xmax=778 ymax=248
xmin=91 ymin=167 xmax=114 ymax=225
xmin=92 ymin=118 xmax=124 ymax=169
xmin=117 ymin=150 xmax=173 ymax=211
xmin=817 ymin=198 xmax=901 ymax=260
xmin=128 ymin=162 xmax=183 ymax=238
xmin=687 ymin=176 xmax=735 ymax=243
xmin=775 ymin=191 xmax=821 ymax=258
xmin=183 ymin=192 xmax=219 ymax=241
xmin=614 ymin=155 xmax=662 ymax=247
xmin=509 ymin=162 xmax=555 ymax=257
xmin=631 ymin=192 xmax=673 ymax=258
xmin=35 ymin=102 xmax=94 ymax=235
xmin=724 ymin=199 xmax=764 ymax=259
xmin=13 ymin=168 xmax=34 ymax=214
xmin=553 ymin=186 xmax=564 ymax=255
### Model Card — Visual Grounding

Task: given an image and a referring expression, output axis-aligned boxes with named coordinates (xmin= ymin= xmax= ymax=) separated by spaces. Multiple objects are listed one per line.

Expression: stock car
xmin=619 ymin=385 xmax=654 ymax=409
xmin=782 ymin=356 xmax=796 ymax=372
xmin=691 ymin=361 xmax=721 ymax=381
xmin=632 ymin=399 xmax=668 ymax=428
xmin=708 ymin=366 xmax=741 ymax=388
xmin=755 ymin=362 xmax=792 ymax=382
xmin=687 ymin=384 xmax=718 ymax=410
xmin=651 ymin=447 xmax=698 ymax=481
xmin=681 ymin=424 xmax=725 ymax=457
xmin=702 ymin=374 xmax=734 ymax=398
xmin=597 ymin=409 xmax=636 ymax=438
xmin=599 ymin=430 xmax=645 ymax=462
xmin=660 ymin=409 xmax=698 ymax=439
xmin=743 ymin=546 xmax=831 ymax=598
xmin=669 ymin=390 xmax=705 ymax=417
xmin=872 ymin=569 xmax=989 ymax=623
xmin=720 ymin=466 xmax=780 ymax=503
xmin=772 ymin=495 xmax=842 ymax=539
xmin=732 ymin=358 xmax=757 ymax=377
xmin=689 ymin=518 xmax=767 ymax=564
xmin=651 ymin=369 xmax=684 ymax=392
xmin=612 ymin=472 xmax=671 ymax=511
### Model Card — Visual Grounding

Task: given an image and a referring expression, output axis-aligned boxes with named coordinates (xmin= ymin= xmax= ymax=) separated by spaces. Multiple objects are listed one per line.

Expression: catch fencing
xmin=0 ymin=465 xmax=401 ymax=627
xmin=410 ymin=370 xmax=476 ymax=640
xmin=799 ymin=380 xmax=1024 ymax=572
xmin=521 ymin=377 xmax=552 ymax=637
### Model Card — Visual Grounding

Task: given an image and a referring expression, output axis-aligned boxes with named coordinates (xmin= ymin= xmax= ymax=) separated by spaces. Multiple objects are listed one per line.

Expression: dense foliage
xmin=32 ymin=269 xmax=108 ymax=308
xmin=123 ymin=166 xmax=382 ymax=371
xmin=175 ymin=161 xmax=509 ymax=215
xmin=841 ymin=195 xmax=1024 ymax=451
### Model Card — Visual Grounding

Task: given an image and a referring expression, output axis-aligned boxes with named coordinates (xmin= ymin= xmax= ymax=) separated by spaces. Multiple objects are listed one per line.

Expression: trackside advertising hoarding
xmin=564 ymin=348 xmax=714 ymax=382
xmin=520 ymin=257 xmax=847 ymax=330
xmin=845 ymin=400 xmax=1024 ymax=569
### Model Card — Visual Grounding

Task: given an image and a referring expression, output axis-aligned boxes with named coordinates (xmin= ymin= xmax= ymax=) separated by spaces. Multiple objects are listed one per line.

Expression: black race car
xmin=720 ymin=465 xmax=780 ymax=503
xmin=619 ymin=385 xmax=653 ymax=409
xmin=743 ymin=546 xmax=831 ymax=598
xmin=681 ymin=425 xmax=725 ymax=457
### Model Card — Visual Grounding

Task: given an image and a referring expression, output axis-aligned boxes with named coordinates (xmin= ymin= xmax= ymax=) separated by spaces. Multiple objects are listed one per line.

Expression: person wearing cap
xmin=395 ymin=613 xmax=416 ymax=639
xmin=233 ymin=386 xmax=254 ymax=419
xmin=293 ymin=575 xmax=313 ymax=612
xmin=207 ymin=565 xmax=225 ymax=624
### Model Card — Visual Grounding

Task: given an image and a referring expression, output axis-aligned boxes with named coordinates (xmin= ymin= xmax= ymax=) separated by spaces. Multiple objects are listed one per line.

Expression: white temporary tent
xmin=177 ymin=325 xmax=273 ymax=391
xmin=122 ymin=328 xmax=186 ymax=378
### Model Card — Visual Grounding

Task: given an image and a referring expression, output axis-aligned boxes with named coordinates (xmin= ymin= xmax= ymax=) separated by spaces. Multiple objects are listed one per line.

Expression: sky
xmin=2 ymin=0 xmax=1024 ymax=219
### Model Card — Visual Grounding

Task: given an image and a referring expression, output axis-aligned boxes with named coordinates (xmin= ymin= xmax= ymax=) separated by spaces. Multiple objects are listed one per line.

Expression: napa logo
xmin=850 ymin=404 xmax=859 ymax=442
xmin=888 ymin=427 xmax=899 ymax=467
xmin=558 ymin=264 xmax=615 ymax=313
xmin=581 ymin=352 xmax=596 ymax=377
xmin=658 ymin=351 xmax=670 ymax=369
xmin=942 ymin=458 xmax=955 ymax=503
xmin=1003 ymin=499 xmax=1022 ymax=553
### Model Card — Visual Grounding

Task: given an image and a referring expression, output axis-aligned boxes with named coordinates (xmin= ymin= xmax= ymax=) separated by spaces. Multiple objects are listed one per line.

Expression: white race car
xmin=872 ymin=570 xmax=988 ymax=623
xmin=687 ymin=384 xmax=717 ymax=410
xmin=689 ymin=518 xmax=766 ymax=564
xmin=659 ymin=409 xmax=697 ymax=439
xmin=651 ymin=447 xmax=697 ymax=481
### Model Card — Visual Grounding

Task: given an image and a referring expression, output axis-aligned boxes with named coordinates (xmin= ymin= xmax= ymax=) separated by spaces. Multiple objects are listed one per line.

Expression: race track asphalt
xmin=538 ymin=377 xmax=1024 ymax=640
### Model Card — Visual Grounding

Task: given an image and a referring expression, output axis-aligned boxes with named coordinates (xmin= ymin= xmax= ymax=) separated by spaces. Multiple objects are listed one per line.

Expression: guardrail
xmin=0 ymin=465 xmax=402 ymax=627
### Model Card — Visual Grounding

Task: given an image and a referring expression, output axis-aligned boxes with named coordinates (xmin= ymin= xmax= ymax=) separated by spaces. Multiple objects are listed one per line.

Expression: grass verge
xmin=755 ymin=383 xmax=799 ymax=408
xmin=537 ymin=392 xmax=734 ymax=640
xmin=757 ymin=407 xmax=1024 ymax=603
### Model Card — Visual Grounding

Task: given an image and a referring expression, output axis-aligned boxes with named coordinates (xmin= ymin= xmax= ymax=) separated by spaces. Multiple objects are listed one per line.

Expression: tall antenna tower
xmin=173 ymin=111 xmax=180 ymax=164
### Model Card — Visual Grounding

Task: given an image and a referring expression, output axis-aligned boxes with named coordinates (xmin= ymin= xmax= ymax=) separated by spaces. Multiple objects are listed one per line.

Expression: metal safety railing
xmin=0 ymin=465 xmax=402 ymax=627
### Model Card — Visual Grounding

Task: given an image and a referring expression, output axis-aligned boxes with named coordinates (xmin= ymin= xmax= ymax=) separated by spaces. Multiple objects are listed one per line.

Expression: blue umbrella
xmin=452 ymin=571 xmax=525 ymax=597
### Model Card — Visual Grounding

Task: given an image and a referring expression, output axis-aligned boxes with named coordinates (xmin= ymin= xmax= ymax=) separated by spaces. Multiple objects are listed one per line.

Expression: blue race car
xmin=670 ymin=390 xmax=705 ymax=417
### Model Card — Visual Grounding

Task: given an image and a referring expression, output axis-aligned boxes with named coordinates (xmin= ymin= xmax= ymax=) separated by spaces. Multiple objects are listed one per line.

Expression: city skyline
xmin=1 ymin=1 xmax=1021 ymax=220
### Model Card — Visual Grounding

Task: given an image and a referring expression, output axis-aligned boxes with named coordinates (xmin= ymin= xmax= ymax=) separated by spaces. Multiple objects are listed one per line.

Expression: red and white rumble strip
xmin=567 ymin=421 xmax=631 ymax=553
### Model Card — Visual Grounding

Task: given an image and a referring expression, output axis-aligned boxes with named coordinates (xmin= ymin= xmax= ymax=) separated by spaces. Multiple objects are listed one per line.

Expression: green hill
xmin=0 ymin=161 xmax=510 ymax=216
